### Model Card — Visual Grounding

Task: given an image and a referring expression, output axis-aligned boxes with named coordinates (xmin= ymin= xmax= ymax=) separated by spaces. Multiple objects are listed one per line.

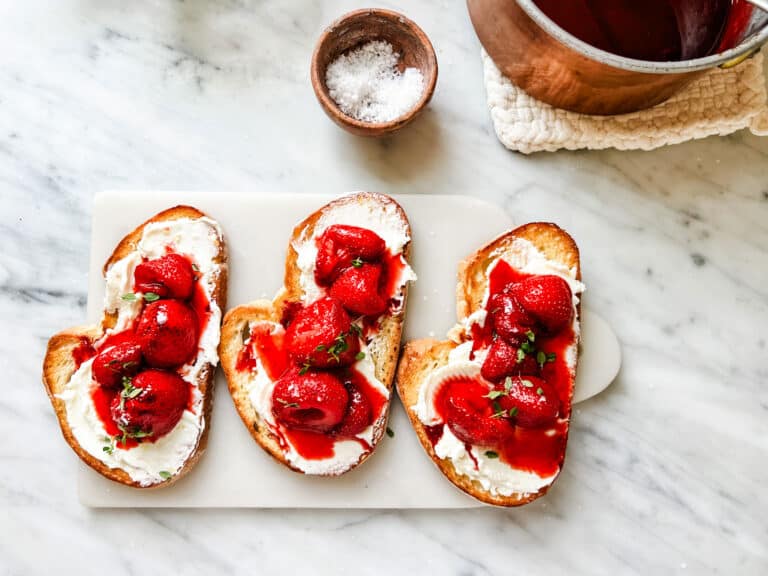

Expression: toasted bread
xmin=42 ymin=206 xmax=227 ymax=488
xmin=220 ymin=192 xmax=412 ymax=475
xmin=397 ymin=222 xmax=581 ymax=506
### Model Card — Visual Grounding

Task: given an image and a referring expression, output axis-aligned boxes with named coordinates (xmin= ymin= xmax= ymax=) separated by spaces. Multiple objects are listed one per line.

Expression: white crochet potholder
xmin=482 ymin=48 xmax=768 ymax=154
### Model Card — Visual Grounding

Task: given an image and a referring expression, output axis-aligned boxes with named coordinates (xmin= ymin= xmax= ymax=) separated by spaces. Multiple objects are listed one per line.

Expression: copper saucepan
xmin=468 ymin=0 xmax=768 ymax=115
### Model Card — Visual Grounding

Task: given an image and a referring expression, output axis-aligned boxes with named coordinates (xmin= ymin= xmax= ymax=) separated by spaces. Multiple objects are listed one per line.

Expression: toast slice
xmin=397 ymin=222 xmax=582 ymax=506
xmin=42 ymin=206 xmax=227 ymax=488
xmin=220 ymin=192 xmax=413 ymax=476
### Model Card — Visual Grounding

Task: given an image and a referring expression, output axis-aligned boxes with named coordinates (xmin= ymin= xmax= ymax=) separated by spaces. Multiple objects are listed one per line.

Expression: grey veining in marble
xmin=1 ymin=1 xmax=767 ymax=575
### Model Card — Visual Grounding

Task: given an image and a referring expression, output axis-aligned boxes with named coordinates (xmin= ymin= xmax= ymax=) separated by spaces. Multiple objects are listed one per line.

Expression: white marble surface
xmin=1 ymin=1 xmax=767 ymax=574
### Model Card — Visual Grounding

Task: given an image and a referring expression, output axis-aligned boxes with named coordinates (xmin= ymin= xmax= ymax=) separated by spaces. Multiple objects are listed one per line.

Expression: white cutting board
xmin=80 ymin=192 xmax=620 ymax=508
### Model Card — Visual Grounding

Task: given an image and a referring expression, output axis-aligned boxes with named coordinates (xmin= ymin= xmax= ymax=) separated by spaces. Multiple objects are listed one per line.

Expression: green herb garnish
xmin=119 ymin=376 xmax=143 ymax=411
xmin=159 ymin=471 xmax=172 ymax=480
xmin=115 ymin=425 xmax=153 ymax=446
xmin=526 ymin=330 xmax=536 ymax=342
xmin=350 ymin=323 xmax=363 ymax=337
xmin=121 ymin=292 xmax=160 ymax=303
xmin=355 ymin=351 xmax=365 ymax=361
xmin=351 ymin=257 xmax=363 ymax=268
xmin=102 ymin=436 xmax=115 ymax=455
xmin=298 ymin=362 xmax=311 ymax=376
xmin=508 ymin=406 xmax=519 ymax=418
xmin=386 ymin=427 xmax=395 ymax=438
xmin=521 ymin=379 xmax=534 ymax=388
xmin=484 ymin=390 xmax=505 ymax=400
xmin=484 ymin=451 xmax=499 ymax=459
xmin=516 ymin=348 xmax=526 ymax=364
xmin=327 ymin=332 xmax=350 ymax=363
xmin=521 ymin=341 xmax=535 ymax=354
xmin=536 ymin=387 xmax=544 ymax=396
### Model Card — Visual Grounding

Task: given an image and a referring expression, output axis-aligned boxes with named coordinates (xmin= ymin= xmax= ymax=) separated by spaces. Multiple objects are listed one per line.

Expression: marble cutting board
xmin=79 ymin=191 xmax=620 ymax=508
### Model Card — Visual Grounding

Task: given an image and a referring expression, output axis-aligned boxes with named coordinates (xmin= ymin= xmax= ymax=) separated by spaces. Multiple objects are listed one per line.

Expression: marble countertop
xmin=2 ymin=1 xmax=767 ymax=574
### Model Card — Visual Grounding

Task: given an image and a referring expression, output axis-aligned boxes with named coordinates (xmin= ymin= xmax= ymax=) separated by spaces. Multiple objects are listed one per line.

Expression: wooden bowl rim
xmin=310 ymin=8 xmax=438 ymax=135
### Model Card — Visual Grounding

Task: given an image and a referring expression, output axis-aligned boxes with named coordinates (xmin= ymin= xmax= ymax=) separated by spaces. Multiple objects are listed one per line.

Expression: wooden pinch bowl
xmin=311 ymin=9 xmax=438 ymax=137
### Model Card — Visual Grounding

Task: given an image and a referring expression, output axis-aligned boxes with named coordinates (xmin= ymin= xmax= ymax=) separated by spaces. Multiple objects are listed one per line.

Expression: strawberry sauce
xmin=72 ymin=337 xmax=96 ymax=369
xmin=189 ymin=282 xmax=211 ymax=342
xmin=236 ymin=322 xmax=289 ymax=379
xmin=381 ymin=251 xmax=409 ymax=309
xmin=429 ymin=259 xmax=577 ymax=478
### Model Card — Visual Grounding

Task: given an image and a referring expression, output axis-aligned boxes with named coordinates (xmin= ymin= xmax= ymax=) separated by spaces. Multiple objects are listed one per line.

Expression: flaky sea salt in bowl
xmin=311 ymin=9 xmax=438 ymax=137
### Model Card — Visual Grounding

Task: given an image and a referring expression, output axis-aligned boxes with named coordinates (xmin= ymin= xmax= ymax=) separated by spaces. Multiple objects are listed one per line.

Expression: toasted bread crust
xmin=42 ymin=205 xmax=227 ymax=488
xmin=396 ymin=222 xmax=580 ymax=507
xmin=220 ymin=192 xmax=411 ymax=475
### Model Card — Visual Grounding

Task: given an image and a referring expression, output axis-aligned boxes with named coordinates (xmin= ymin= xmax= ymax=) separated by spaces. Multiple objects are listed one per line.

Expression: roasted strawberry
xmin=314 ymin=225 xmax=386 ymax=285
xmin=333 ymin=379 xmax=373 ymax=437
xmin=481 ymin=338 xmax=538 ymax=382
xmin=330 ymin=263 xmax=388 ymax=317
xmin=325 ymin=225 xmax=386 ymax=259
xmin=110 ymin=369 xmax=190 ymax=440
xmin=134 ymin=253 xmax=195 ymax=300
xmin=511 ymin=275 xmax=573 ymax=333
xmin=499 ymin=375 xmax=560 ymax=429
xmin=272 ymin=370 xmax=349 ymax=433
xmin=92 ymin=340 xmax=142 ymax=389
xmin=136 ymin=300 xmax=199 ymax=368
xmin=284 ymin=297 xmax=360 ymax=368
xmin=315 ymin=242 xmax=351 ymax=287
xmin=487 ymin=287 xmax=536 ymax=344
xmin=437 ymin=378 xmax=514 ymax=446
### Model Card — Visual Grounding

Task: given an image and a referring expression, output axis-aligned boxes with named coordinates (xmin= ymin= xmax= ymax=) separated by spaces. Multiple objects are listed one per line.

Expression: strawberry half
xmin=271 ymin=370 xmax=349 ymax=433
xmin=284 ymin=297 xmax=360 ymax=368
xmin=437 ymin=378 xmax=514 ymax=446
xmin=480 ymin=338 xmax=539 ymax=383
xmin=314 ymin=225 xmax=386 ymax=286
xmin=499 ymin=375 xmax=560 ymax=429
xmin=135 ymin=300 xmax=199 ymax=368
xmin=333 ymin=378 xmax=373 ymax=437
xmin=487 ymin=287 xmax=536 ymax=344
xmin=110 ymin=369 xmax=190 ymax=440
xmin=511 ymin=275 xmax=573 ymax=333
xmin=92 ymin=340 xmax=143 ymax=389
xmin=329 ymin=263 xmax=388 ymax=317
xmin=134 ymin=254 xmax=195 ymax=300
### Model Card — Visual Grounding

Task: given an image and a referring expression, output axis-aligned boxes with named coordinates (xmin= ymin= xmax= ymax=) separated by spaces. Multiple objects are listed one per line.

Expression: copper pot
xmin=468 ymin=0 xmax=768 ymax=115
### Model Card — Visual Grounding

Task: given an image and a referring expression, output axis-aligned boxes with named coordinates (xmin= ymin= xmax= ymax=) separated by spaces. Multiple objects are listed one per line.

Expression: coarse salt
xmin=325 ymin=40 xmax=425 ymax=123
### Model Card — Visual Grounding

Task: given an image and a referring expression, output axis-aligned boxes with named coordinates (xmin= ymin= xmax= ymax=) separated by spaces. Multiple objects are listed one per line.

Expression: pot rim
xmin=516 ymin=0 xmax=768 ymax=73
